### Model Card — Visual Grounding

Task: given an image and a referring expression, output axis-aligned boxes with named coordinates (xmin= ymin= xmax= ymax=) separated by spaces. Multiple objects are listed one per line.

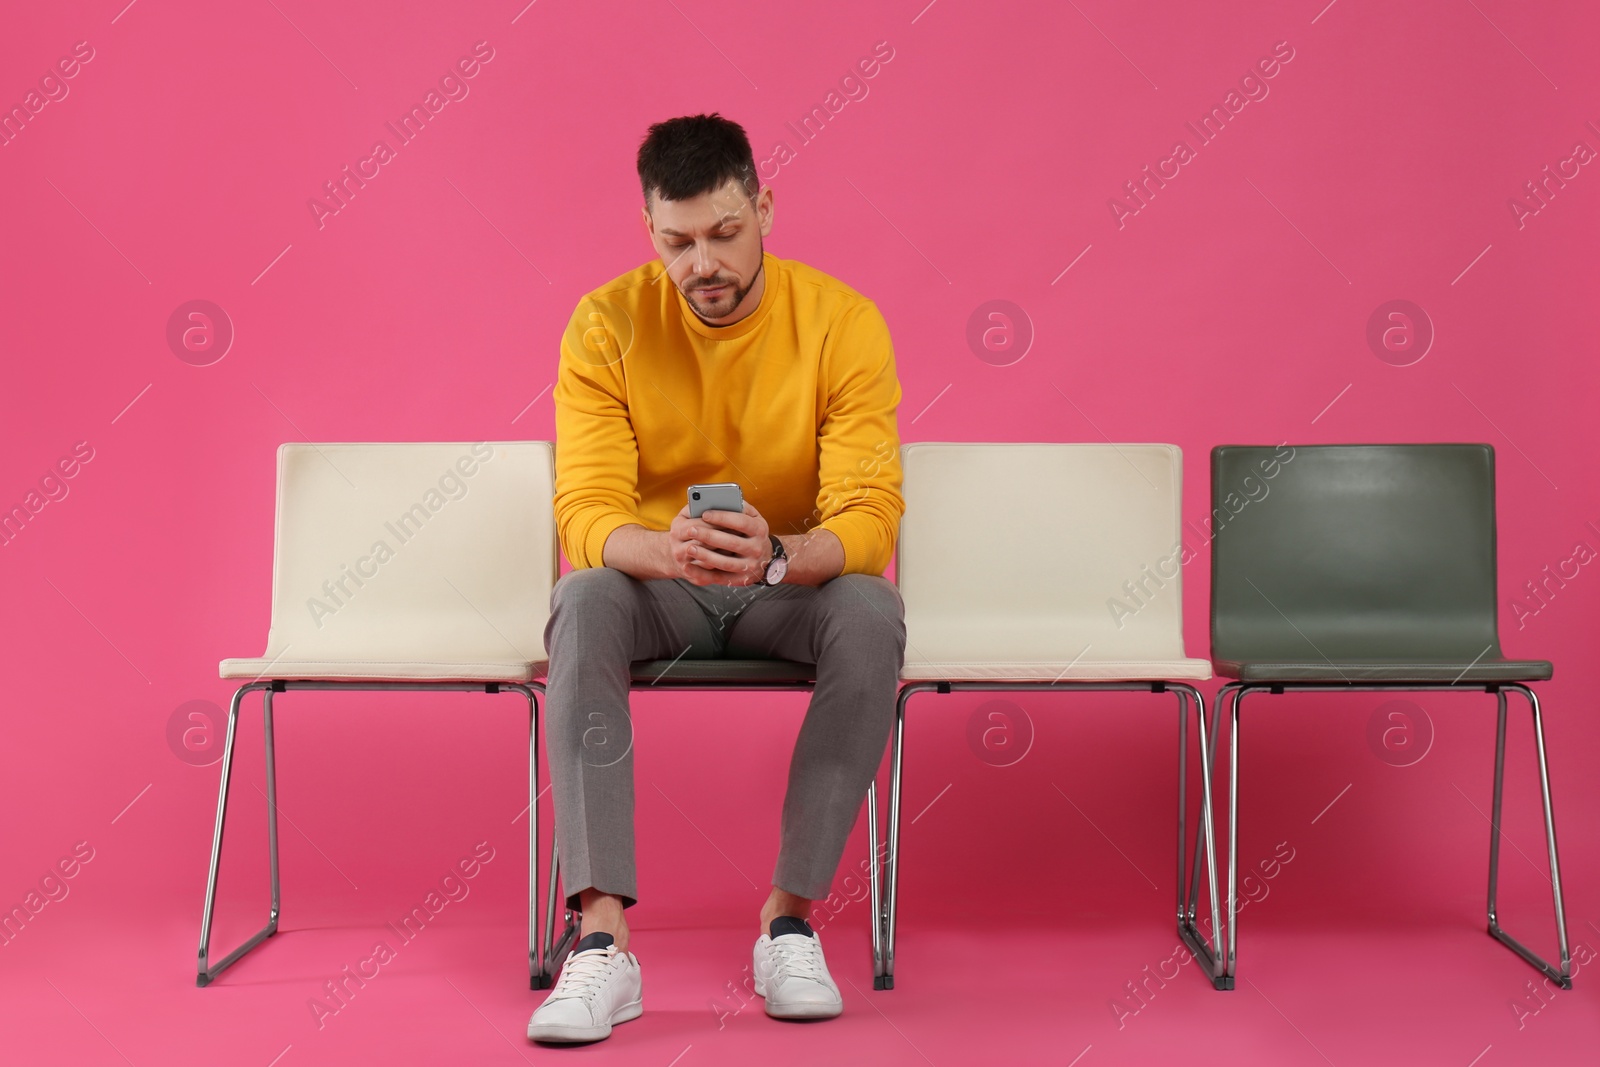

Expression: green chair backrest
xmin=1210 ymin=444 xmax=1503 ymax=665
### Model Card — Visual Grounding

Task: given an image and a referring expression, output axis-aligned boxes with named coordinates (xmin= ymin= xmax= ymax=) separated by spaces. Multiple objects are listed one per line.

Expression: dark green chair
xmin=1198 ymin=443 xmax=1571 ymax=988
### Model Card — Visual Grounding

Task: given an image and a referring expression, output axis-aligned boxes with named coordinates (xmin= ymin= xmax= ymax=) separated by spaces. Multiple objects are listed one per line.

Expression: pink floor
xmin=6 ymin=904 xmax=1595 ymax=1065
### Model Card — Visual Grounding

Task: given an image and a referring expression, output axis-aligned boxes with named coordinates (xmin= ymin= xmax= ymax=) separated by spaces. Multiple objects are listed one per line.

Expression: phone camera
xmin=691 ymin=491 xmax=700 ymax=499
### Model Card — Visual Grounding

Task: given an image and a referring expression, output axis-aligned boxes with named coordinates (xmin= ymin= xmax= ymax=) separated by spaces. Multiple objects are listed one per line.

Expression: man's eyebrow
xmin=658 ymin=219 xmax=742 ymax=238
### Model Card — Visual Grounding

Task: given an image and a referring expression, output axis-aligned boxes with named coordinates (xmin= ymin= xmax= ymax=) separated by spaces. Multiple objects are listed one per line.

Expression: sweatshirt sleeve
xmin=552 ymin=296 xmax=645 ymax=569
xmin=813 ymin=299 xmax=905 ymax=576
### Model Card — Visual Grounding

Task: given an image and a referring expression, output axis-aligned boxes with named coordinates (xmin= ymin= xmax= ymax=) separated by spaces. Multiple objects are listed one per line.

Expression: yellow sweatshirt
xmin=552 ymin=250 xmax=904 ymax=576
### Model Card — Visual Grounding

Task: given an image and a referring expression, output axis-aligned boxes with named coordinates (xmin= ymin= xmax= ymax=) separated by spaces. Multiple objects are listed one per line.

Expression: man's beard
xmin=683 ymin=249 xmax=764 ymax=323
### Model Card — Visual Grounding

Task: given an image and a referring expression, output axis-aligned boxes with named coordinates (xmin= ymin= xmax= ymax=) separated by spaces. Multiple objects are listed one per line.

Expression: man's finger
xmin=685 ymin=560 xmax=732 ymax=586
xmin=691 ymin=541 xmax=752 ymax=572
xmin=710 ymin=504 xmax=759 ymax=527
xmin=686 ymin=523 xmax=745 ymax=552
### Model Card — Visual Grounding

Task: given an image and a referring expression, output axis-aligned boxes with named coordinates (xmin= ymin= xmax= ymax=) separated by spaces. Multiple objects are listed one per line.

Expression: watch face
xmin=767 ymin=556 xmax=788 ymax=583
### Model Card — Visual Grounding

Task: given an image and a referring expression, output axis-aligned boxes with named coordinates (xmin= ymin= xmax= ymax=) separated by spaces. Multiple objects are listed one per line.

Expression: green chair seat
xmin=1220 ymin=657 xmax=1552 ymax=683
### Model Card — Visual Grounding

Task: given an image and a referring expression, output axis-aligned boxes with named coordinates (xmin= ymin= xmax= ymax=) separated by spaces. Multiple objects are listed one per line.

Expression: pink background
xmin=2 ymin=1 xmax=1597 ymax=1064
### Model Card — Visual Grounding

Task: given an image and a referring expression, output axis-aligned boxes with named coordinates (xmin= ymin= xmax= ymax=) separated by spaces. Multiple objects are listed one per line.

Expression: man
xmin=526 ymin=113 xmax=907 ymax=1044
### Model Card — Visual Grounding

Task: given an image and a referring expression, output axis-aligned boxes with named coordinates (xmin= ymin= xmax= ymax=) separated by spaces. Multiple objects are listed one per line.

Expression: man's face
xmin=643 ymin=177 xmax=774 ymax=325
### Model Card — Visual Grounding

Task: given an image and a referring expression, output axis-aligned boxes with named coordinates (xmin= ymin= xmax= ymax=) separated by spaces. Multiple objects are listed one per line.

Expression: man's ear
xmin=757 ymin=187 xmax=774 ymax=237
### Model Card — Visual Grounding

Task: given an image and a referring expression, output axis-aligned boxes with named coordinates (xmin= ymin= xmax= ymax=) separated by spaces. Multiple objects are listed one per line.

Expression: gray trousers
xmin=542 ymin=566 xmax=907 ymax=911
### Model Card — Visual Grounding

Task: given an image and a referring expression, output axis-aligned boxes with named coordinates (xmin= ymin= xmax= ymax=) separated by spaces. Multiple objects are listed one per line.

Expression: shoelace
xmin=765 ymin=934 xmax=827 ymax=985
xmin=550 ymin=945 xmax=620 ymax=1002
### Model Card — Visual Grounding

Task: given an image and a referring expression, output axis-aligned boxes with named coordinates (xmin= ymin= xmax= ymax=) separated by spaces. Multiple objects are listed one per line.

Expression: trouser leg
xmin=543 ymin=567 xmax=721 ymax=911
xmin=723 ymin=573 xmax=907 ymax=901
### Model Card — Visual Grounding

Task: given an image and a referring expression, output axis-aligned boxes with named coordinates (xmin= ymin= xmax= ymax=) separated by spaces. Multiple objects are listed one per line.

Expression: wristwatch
xmin=756 ymin=534 xmax=788 ymax=586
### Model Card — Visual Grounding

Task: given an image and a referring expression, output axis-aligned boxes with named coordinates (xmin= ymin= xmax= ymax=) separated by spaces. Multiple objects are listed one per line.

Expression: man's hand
xmin=671 ymin=501 xmax=770 ymax=587
xmin=600 ymin=504 xmax=843 ymax=587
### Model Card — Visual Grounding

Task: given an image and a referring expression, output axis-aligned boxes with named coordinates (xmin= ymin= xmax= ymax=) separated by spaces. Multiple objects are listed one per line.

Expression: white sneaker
xmin=752 ymin=916 xmax=843 ymax=1019
xmin=527 ymin=933 xmax=643 ymax=1043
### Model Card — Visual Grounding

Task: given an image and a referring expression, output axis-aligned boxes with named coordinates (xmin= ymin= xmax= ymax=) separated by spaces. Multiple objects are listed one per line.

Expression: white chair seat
xmin=900 ymin=657 xmax=1211 ymax=682
xmin=219 ymin=656 xmax=545 ymax=682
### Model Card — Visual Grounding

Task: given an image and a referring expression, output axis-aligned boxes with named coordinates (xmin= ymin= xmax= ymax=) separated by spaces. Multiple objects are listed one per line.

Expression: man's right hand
xmin=600 ymin=507 xmax=741 ymax=584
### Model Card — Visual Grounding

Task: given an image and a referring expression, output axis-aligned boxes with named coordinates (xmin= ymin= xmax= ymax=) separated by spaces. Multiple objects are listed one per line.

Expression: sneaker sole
xmin=754 ymin=979 xmax=842 ymax=1020
xmin=527 ymin=998 xmax=643 ymax=1043
xmin=762 ymin=998 xmax=843 ymax=1020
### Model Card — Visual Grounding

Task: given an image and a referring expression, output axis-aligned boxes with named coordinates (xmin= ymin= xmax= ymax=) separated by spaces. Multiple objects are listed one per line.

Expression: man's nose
xmin=693 ymin=243 xmax=719 ymax=276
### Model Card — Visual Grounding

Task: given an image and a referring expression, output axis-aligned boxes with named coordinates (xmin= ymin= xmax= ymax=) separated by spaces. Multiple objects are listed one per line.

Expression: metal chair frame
xmin=197 ymin=664 xmax=892 ymax=992
xmin=877 ymin=679 xmax=1229 ymax=991
xmin=1206 ymin=679 xmax=1571 ymax=989
xmin=197 ymin=679 xmax=548 ymax=987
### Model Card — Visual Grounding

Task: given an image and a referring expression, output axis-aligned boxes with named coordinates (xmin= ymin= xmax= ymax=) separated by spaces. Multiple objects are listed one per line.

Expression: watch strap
xmin=758 ymin=533 xmax=785 ymax=585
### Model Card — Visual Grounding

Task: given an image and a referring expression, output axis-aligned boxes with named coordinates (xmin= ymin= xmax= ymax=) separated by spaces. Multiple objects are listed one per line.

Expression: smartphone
xmin=688 ymin=482 xmax=743 ymax=519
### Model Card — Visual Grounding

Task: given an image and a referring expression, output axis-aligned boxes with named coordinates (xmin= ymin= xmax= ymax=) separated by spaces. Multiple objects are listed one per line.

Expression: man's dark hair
xmin=636 ymin=113 xmax=759 ymax=210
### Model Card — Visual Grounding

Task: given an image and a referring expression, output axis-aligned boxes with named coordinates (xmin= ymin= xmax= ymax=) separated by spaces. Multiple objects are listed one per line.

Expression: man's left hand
xmin=683 ymin=502 xmax=770 ymax=587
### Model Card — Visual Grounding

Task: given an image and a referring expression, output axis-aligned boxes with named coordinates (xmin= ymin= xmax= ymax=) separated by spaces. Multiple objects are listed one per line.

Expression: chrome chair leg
xmin=877 ymin=682 xmax=928 ymax=990
xmin=1181 ymin=684 xmax=1225 ymax=932
xmin=867 ymin=777 xmax=881 ymax=985
xmin=541 ymin=832 xmax=577 ymax=973
xmin=1223 ymin=683 xmax=1249 ymax=982
xmin=1487 ymin=688 xmax=1508 ymax=940
xmin=520 ymin=683 xmax=544 ymax=989
xmin=1487 ymin=684 xmax=1572 ymax=988
xmin=541 ymin=830 xmax=559 ymax=980
xmin=1174 ymin=683 xmax=1229 ymax=989
xmin=263 ymin=686 xmax=282 ymax=938
xmin=1176 ymin=685 xmax=1189 ymax=922
xmin=1184 ymin=694 xmax=1228 ymax=953
xmin=517 ymin=681 xmax=576 ymax=989
xmin=197 ymin=682 xmax=279 ymax=987
xmin=1190 ymin=682 xmax=1248 ymax=984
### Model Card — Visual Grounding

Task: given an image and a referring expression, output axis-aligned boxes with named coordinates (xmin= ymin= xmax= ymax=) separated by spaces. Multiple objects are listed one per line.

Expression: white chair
xmin=200 ymin=442 xmax=558 ymax=986
xmin=872 ymin=443 xmax=1228 ymax=990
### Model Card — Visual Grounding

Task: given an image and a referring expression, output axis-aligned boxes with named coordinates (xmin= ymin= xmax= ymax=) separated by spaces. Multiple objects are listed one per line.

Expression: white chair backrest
xmin=897 ymin=442 xmax=1192 ymax=667
xmin=260 ymin=442 xmax=556 ymax=666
